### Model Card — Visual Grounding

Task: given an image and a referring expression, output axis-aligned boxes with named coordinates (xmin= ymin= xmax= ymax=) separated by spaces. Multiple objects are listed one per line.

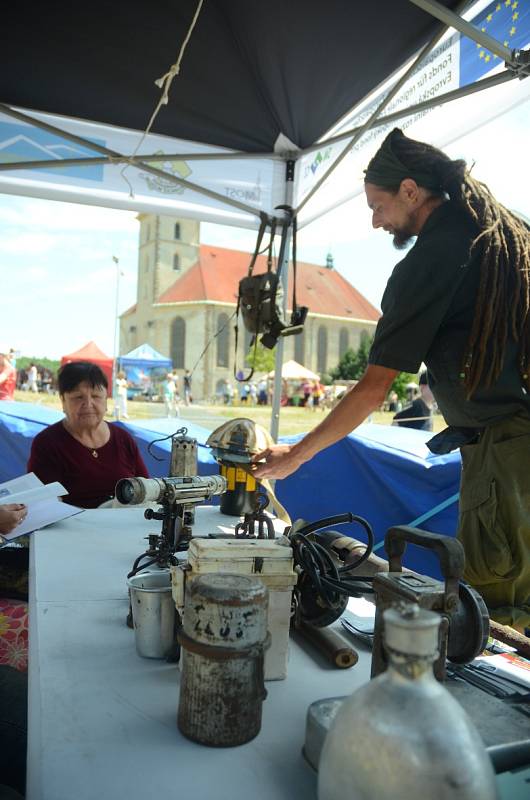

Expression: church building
xmin=119 ymin=214 xmax=380 ymax=399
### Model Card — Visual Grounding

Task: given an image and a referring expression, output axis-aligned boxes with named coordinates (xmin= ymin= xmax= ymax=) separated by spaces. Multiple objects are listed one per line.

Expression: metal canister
xmin=177 ymin=573 xmax=269 ymax=747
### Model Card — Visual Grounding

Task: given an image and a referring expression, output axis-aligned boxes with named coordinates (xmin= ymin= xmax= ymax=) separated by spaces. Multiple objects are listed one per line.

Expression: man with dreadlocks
xmin=254 ymin=127 xmax=530 ymax=632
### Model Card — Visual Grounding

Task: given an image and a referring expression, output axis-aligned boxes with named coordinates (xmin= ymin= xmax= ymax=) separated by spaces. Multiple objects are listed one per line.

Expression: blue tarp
xmin=0 ymin=403 xmax=460 ymax=576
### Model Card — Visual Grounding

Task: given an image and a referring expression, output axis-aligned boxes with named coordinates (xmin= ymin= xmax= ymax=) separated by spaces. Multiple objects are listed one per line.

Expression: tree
xmin=329 ymin=333 xmax=418 ymax=402
xmin=391 ymin=371 xmax=419 ymax=403
xmin=16 ymin=356 xmax=60 ymax=374
xmin=330 ymin=331 xmax=373 ymax=382
xmin=245 ymin=343 xmax=276 ymax=374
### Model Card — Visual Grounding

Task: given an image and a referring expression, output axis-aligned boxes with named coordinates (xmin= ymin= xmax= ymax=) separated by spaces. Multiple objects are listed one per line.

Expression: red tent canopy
xmin=60 ymin=341 xmax=113 ymax=389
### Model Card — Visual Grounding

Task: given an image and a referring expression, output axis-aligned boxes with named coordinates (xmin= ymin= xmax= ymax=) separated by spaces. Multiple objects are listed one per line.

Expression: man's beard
xmin=393 ymin=229 xmax=415 ymax=250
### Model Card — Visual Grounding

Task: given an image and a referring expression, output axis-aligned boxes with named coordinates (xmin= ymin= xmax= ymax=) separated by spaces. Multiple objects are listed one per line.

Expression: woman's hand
xmin=0 ymin=504 xmax=28 ymax=534
xmin=252 ymin=445 xmax=304 ymax=481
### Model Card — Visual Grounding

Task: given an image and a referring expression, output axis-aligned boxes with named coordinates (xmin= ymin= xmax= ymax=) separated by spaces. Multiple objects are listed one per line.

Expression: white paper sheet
xmin=0 ymin=472 xmax=83 ymax=543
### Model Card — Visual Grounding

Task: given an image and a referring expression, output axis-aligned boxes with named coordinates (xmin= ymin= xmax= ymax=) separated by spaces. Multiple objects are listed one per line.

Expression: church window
xmin=294 ymin=330 xmax=305 ymax=365
xmin=171 ymin=316 xmax=186 ymax=369
xmin=216 ymin=313 xmax=229 ymax=367
xmin=317 ymin=326 xmax=328 ymax=374
xmin=173 ymin=253 xmax=180 ymax=271
xmin=174 ymin=223 xmax=181 ymax=240
xmin=339 ymin=328 xmax=349 ymax=359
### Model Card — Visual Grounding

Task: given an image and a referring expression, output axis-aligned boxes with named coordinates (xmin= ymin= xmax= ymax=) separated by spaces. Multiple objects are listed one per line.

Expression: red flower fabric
xmin=0 ymin=598 xmax=28 ymax=672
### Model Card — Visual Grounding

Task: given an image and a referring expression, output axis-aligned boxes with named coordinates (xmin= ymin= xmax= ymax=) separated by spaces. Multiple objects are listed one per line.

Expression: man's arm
xmin=253 ymin=364 xmax=398 ymax=480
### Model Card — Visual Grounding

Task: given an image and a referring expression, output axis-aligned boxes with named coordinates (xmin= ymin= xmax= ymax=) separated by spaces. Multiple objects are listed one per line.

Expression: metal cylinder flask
xmin=177 ymin=573 xmax=269 ymax=746
xmin=318 ymin=604 xmax=499 ymax=800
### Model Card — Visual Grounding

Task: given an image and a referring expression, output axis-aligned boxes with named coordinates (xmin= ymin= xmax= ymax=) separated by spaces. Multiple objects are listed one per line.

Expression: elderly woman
xmin=27 ymin=362 xmax=148 ymax=508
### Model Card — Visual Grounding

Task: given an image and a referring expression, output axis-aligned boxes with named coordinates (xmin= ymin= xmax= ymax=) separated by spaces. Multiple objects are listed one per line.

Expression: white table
xmin=28 ymin=508 xmax=371 ymax=800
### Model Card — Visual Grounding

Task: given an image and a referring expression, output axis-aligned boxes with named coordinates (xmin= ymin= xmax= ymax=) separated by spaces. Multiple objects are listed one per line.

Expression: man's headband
xmin=364 ymin=128 xmax=442 ymax=192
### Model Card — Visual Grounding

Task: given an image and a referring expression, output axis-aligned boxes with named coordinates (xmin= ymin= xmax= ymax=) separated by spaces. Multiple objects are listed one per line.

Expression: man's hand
xmin=252 ymin=445 xmax=304 ymax=481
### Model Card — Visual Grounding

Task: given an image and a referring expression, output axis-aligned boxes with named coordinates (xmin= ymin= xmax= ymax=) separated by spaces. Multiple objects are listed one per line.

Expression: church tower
xmin=136 ymin=213 xmax=200 ymax=309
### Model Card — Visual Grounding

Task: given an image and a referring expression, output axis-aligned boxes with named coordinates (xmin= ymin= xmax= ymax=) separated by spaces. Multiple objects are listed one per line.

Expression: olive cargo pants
xmin=458 ymin=414 xmax=530 ymax=632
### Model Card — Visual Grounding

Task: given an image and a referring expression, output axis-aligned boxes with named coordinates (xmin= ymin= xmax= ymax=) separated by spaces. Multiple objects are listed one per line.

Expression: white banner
xmin=0 ymin=109 xmax=285 ymax=229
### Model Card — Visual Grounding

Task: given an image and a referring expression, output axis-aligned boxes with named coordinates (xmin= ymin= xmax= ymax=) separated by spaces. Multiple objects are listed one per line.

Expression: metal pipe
xmin=0 ymin=151 xmax=282 ymax=171
xmin=270 ymin=161 xmax=295 ymax=442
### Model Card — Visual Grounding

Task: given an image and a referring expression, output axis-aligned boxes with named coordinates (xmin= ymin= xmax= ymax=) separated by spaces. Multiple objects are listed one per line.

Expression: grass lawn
xmin=12 ymin=390 xmax=447 ymax=436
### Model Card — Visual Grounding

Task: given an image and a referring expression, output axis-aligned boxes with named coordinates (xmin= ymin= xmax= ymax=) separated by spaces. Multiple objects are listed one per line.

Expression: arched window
xmin=170 ymin=316 xmax=186 ymax=369
xmin=339 ymin=328 xmax=349 ymax=359
xmin=317 ymin=326 xmax=328 ymax=374
xmin=174 ymin=223 xmax=181 ymax=240
xmin=294 ymin=331 xmax=305 ymax=365
xmin=173 ymin=253 xmax=180 ymax=271
xmin=216 ymin=313 xmax=229 ymax=367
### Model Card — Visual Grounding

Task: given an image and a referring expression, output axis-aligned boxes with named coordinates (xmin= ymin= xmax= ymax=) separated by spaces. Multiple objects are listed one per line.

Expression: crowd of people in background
xmin=1 ymin=346 xmax=434 ymax=430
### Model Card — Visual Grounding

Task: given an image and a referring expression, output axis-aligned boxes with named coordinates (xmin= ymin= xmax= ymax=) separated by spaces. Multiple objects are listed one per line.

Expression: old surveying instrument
xmin=119 ymin=429 xmax=227 ymax=580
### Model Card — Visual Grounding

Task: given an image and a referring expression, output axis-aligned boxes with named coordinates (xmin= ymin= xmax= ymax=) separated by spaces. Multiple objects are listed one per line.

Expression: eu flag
xmin=459 ymin=0 xmax=530 ymax=85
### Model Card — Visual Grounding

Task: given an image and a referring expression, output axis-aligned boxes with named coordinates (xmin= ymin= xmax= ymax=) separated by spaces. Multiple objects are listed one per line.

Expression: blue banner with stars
xmin=460 ymin=0 xmax=530 ymax=84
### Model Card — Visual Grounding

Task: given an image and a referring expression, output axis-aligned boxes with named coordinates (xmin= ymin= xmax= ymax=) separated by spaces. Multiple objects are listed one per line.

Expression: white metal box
xmin=171 ymin=537 xmax=297 ymax=680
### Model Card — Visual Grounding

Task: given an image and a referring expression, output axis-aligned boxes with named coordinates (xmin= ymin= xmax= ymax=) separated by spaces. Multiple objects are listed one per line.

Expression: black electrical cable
xmin=147 ymin=426 xmax=189 ymax=461
xmin=290 ymin=513 xmax=376 ymax=616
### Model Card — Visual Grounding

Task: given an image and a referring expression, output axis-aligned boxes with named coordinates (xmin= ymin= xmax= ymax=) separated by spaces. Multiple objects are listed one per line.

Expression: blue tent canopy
xmin=117 ymin=344 xmax=173 ymax=395
xmin=118 ymin=344 xmax=172 ymax=371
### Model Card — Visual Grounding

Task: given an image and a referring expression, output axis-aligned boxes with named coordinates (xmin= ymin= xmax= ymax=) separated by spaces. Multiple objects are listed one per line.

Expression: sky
xmin=1 ymin=97 xmax=529 ymax=361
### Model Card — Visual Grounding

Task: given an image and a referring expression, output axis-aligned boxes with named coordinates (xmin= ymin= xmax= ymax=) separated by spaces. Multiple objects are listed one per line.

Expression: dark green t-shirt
xmin=369 ymin=202 xmax=530 ymax=428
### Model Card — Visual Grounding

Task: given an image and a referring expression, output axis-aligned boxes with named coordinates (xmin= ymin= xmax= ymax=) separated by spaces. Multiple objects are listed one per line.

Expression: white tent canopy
xmin=267 ymin=360 xmax=320 ymax=382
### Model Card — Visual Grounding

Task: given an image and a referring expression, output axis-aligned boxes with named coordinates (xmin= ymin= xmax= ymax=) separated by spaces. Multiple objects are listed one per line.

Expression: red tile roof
xmin=157 ymin=245 xmax=380 ymax=321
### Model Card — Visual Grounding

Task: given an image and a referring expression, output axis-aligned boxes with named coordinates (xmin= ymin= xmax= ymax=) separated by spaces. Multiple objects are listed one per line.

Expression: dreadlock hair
xmin=379 ymin=132 xmax=530 ymax=398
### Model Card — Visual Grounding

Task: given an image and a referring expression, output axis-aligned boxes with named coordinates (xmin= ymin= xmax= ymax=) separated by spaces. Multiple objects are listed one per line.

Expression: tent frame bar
xmin=0 ymin=151 xmax=283 ymax=173
xmin=0 ymin=103 xmax=272 ymax=222
xmin=300 ymin=69 xmax=517 ymax=156
xmin=409 ymin=0 xmax=525 ymax=67
xmin=0 ymin=151 xmax=284 ymax=171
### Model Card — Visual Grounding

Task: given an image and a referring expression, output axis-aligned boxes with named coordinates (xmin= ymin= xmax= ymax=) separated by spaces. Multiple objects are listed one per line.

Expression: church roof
xmin=157 ymin=245 xmax=380 ymax=321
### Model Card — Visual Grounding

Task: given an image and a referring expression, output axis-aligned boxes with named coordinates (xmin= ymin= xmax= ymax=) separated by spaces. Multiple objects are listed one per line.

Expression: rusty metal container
xmin=177 ymin=573 xmax=269 ymax=747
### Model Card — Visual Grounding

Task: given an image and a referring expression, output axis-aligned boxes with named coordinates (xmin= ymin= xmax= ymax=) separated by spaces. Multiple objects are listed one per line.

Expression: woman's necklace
xmin=62 ymin=420 xmax=104 ymax=458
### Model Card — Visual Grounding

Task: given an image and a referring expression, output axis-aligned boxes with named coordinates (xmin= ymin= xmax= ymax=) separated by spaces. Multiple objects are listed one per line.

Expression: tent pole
xmin=111 ymin=256 xmax=121 ymax=419
xmin=0 ymin=150 xmax=282 ymax=172
xmin=0 ymin=103 xmax=265 ymax=220
xmin=270 ymin=161 xmax=295 ymax=442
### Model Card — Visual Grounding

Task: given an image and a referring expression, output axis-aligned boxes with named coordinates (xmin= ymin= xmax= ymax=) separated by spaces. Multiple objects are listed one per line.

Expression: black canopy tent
xmin=1 ymin=0 xmax=528 ymax=219
xmin=1 ymin=0 xmax=528 ymax=435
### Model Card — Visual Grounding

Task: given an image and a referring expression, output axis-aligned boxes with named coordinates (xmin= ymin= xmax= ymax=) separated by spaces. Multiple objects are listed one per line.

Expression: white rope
xmin=121 ymin=0 xmax=206 ymax=196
